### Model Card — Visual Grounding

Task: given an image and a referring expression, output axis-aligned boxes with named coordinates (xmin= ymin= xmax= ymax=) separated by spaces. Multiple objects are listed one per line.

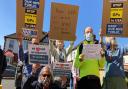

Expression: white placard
xmin=28 ymin=44 xmax=49 ymax=65
xmin=82 ymin=44 xmax=101 ymax=59
xmin=52 ymin=62 xmax=72 ymax=77
xmin=123 ymin=55 xmax=128 ymax=64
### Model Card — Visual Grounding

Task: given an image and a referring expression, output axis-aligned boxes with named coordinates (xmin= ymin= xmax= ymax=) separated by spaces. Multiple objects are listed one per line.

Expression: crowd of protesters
xmin=1 ymin=27 xmax=128 ymax=89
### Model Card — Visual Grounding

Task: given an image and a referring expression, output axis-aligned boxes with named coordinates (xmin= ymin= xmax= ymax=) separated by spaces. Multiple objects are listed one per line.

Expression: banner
xmin=28 ymin=44 xmax=49 ymax=65
xmin=101 ymin=0 xmax=128 ymax=37
xmin=52 ymin=62 xmax=72 ymax=77
xmin=82 ymin=44 xmax=101 ymax=59
xmin=16 ymin=0 xmax=45 ymax=41
xmin=49 ymin=2 xmax=79 ymax=41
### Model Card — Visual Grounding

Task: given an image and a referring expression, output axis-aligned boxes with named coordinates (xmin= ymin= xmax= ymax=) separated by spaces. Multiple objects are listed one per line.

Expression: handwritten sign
xmin=49 ymin=2 xmax=79 ymax=41
xmin=28 ymin=44 xmax=49 ymax=65
xmin=52 ymin=62 xmax=72 ymax=77
xmin=82 ymin=44 xmax=101 ymax=59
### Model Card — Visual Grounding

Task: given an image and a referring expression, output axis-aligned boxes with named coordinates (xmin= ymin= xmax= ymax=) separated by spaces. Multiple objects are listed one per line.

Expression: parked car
xmin=2 ymin=64 xmax=16 ymax=78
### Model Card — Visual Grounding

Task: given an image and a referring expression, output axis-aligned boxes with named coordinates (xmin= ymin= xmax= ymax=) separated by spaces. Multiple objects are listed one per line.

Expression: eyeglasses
xmin=42 ymin=74 xmax=50 ymax=77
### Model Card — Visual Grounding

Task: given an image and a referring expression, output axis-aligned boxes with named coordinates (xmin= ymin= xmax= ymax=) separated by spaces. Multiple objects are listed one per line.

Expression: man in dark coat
xmin=31 ymin=66 xmax=62 ymax=89
xmin=0 ymin=46 xmax=7 ymax=84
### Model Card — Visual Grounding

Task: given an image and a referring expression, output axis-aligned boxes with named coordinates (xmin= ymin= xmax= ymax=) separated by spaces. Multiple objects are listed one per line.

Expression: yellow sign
xmin=110 ymin=8 xmax=123 ymax=18
xmin=25 ymin=13 xmax=37 ymax=24
xmin=0 ymin=85 xmax=2 ymax=89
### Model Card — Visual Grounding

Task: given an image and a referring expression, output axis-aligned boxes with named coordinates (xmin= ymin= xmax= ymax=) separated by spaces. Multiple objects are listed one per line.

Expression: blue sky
xmin=0 ymin=0 xmax=128 ymax=49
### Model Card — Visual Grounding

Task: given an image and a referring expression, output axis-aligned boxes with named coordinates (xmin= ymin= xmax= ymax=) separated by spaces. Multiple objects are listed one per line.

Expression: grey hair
xmin=84 ymin=26 xmax=93 ymax=33
xmin=38 ymin=65 xmax=53 ymax=83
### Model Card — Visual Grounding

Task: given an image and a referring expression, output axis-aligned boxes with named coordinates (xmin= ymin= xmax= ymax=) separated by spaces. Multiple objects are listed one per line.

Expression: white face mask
xmin=85 ymin=33 xmax=93 ymax=41
xmin=42 ymin=77 xmax=50 ymax=87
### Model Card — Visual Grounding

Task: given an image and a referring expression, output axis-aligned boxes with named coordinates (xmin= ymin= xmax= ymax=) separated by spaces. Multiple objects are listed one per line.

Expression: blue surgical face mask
xmin=85 ymin=33 xmax=93 ymax=41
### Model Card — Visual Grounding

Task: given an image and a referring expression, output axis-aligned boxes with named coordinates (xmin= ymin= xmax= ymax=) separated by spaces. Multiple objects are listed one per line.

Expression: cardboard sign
xmin=16 ymin=0 xmax=45 ymax=41
xmin=82 ymin=44 xmax=101 ymax=59
xmin=52 ymin=62 xmax=72 ymax=77
xmin=101 ymin=0 xmax=128 ymax=37
xmin=49 ymin=2 xmax=79 ymax=41
xmin=28 ymin=44 xmax=49 ymax=65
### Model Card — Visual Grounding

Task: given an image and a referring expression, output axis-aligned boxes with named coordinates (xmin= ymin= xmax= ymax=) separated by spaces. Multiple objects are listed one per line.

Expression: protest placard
xmin=52 ymin=62 xmax=72 ymax=77
xmin=28 ymin=44 xmax=49 ymax=65
xmin=16 ymin=0 xmax=45 ymax=41
xmin=101 ymin=0 xmax=128 ymax=37
xmin=82 ymin=44 xmax=101 ymax=59
xmin=49 ymin=2 xmax=79 ymax=41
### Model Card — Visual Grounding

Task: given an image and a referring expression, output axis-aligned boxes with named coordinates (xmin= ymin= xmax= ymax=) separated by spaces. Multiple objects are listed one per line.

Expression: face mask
xmin=85 ymin=33 xmax=93 ymax=41
xmin=42 ymin=77 xmax=50 ymax=87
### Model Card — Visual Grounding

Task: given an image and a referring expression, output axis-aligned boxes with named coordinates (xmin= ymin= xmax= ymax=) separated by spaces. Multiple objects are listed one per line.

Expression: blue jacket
xmin=19 ymin=46 xmax=32 ymax=77
xmin=105 ymin=48 xmax=125 ymax=77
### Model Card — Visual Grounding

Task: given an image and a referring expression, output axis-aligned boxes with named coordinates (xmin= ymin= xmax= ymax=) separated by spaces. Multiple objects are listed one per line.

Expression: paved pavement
xmin=1 ymin=78 xmax=70 ymax=89
xmin=2 ymin=78 xmax=15 ymax=89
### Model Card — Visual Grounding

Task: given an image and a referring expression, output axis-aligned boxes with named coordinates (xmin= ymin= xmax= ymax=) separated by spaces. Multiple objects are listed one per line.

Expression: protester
xmin=50 ymin=39 xmax=74 ymax=89
xmin=31 ymin=65 xmax=61 ymax=89
xmin=74 ymin=27 xmax=105 ymax=89
xmin=15 ymin=37 xmax=40 ymax=89
xmin=23 ymin=63 xmax=42 ymax=89
xmin=15 ymin=61 xmax=23 ymax=89
xmin=0 ymin=45 xmax=7 ymax=84
xmin=50 ymin=40 xmax=74 ymax=62
xmin=102 ymin=37 xmax=128 ymax=89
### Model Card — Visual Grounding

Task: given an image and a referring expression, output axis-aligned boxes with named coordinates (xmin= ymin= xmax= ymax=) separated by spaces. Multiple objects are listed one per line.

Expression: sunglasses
xmin=42 ymin=74 xmax=50 ymax=77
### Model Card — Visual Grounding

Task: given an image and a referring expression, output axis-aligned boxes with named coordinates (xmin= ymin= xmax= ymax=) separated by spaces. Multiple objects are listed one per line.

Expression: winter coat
xmin=31 ymin=81 xmax=62 ymax=89
xmin=0 ymin=49 xmax=7 ymax=75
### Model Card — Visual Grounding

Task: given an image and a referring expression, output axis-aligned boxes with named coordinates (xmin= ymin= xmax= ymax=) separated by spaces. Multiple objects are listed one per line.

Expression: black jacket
xmin=23 ymin=67 xmax=43 ymax=89
xmin=31 ymin=81 xmax=62 ymax=89
xmin=0 ymin=49 xmax=7 ymax=75
xmin=23 ymin=74 xmax=38 ymax=89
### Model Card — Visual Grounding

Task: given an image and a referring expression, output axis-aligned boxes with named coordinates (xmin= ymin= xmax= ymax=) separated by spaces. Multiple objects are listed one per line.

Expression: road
xmin=2 ymin=79 xmax=15 ymax=89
